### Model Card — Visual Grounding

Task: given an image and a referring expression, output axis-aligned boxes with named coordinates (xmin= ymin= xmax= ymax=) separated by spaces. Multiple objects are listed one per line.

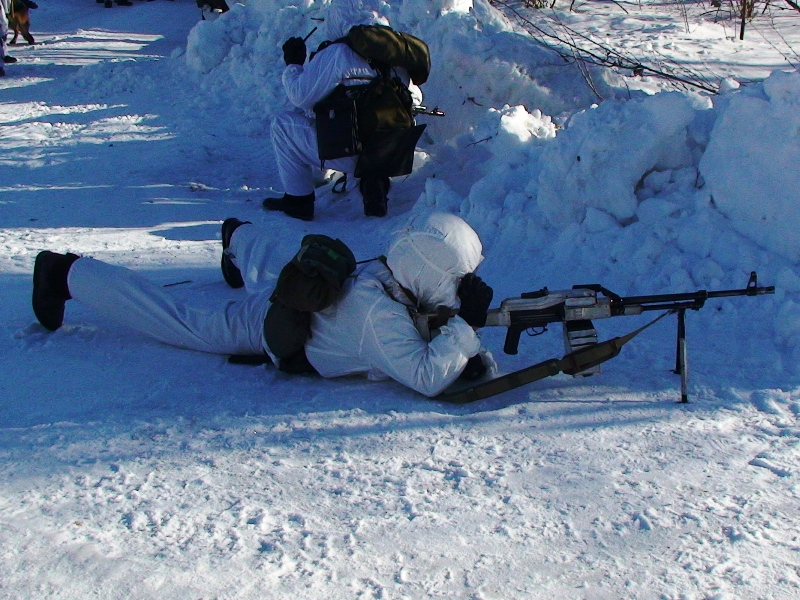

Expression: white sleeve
xmin=359 ymin=296 xmax=481 ymax=398
xmin=409 ymin=82 xmax=423 ymax=108
xmin=281 ymin=64 xmax=341 ymax=111
xmin=281 ymin=44 xmax=419 ymax=112
xmin=388 ymin=66 xmax=422 ymax=107
xmin=281 ymin=44 xmax=371 ymax=111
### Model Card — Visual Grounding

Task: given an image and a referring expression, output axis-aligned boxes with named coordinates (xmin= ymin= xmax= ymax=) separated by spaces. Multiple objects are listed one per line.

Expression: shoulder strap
xmin=308 ymin=37 xmax=390 ymax=78
xmin=309 ymin=38 xmax=347 ymax=62
xmin=336 ymin=33 xmax=392 ymax=76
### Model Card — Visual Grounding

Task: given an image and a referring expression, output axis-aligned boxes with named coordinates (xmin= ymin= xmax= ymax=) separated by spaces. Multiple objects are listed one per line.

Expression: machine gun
xmin=423 ymin=272 xmax=774 ymax=404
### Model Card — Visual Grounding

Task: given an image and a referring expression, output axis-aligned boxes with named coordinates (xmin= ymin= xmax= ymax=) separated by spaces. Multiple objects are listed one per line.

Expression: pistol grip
xmin=504 ymin=327 xmax=522 ymax=355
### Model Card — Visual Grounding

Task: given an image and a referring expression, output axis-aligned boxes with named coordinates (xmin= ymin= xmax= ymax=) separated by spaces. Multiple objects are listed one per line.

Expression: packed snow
xmin=2 ymin=0 xmax=800 ymax=597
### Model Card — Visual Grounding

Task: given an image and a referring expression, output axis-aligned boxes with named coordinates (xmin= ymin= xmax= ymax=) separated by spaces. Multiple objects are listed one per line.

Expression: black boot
xmin=359 ymin=177 xmax=390 ymax=217
xmin=0 ymin=67 xmax=5 ymax=77
xmin=262 ymin=192 xmax=315 ymax=221
xmin=32 ymin=251 xmax=80 ymax=331
xmin=3 ymin=56 xmax=17 ymax=64
xmin=221 ymin=218 xmax=251 ymax=289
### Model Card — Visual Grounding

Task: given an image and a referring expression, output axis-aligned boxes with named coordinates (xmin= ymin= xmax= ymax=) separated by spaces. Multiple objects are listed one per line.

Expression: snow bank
xmin=536 ymin=92 xmax=702 ymax=226
xmin=700 ymin=70 xmax=800 ymax=263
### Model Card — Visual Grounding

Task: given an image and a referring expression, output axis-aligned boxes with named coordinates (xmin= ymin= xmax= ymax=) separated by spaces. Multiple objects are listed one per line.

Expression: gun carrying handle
xmin=504 ymin=326 xmax=523 ymax=355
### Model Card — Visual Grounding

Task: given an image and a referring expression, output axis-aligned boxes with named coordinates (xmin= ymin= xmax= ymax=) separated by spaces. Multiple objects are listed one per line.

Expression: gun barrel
xmin=620 ymin=283 xmax=775 ymax=312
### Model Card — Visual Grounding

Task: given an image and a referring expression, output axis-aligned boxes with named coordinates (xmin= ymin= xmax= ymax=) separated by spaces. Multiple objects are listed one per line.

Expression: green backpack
xmin=263 ymin=235 xmax=357 ymax=371
xmin=345 ymin=24 xmax=431 ymax=86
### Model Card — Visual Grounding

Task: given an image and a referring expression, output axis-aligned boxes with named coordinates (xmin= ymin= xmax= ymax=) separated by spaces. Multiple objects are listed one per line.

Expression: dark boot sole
xmin=360 ymin=177 xmax=390 ymax=217
xmin=32 ymin=251 xmax=74 ymax=331
xmin=221 ymin=218 xmax=249 ymax=289
xmin=262 ymin=197 xmax=314 ymax=221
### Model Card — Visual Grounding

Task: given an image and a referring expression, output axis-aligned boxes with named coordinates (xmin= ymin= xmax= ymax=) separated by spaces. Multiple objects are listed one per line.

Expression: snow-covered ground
xmin=2 ymin=0 xmax=800 ymax=597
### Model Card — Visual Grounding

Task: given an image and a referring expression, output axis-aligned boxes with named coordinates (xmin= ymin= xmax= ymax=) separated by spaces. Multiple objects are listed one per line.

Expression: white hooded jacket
xmin=281 ymin=0 xmax=419 ymax=113
xmin=304 ymin=213 xmax=485 ymax=397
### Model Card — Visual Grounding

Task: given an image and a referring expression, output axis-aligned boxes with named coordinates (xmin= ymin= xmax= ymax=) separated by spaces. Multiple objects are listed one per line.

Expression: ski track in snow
xmin=2 ymin=1 xmax=800 ymax=598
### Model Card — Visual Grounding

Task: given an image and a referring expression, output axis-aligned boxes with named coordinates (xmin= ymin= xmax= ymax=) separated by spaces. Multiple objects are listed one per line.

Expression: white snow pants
xmin=225 ymin=220 xmax=296 ymax=295
xmin=67 ymin=256 xmax=272 ymax=356
xmin=271 ymin=110 xmax=359 ymax=196
xmin=0 ymin=8 xmax=7 ymax=59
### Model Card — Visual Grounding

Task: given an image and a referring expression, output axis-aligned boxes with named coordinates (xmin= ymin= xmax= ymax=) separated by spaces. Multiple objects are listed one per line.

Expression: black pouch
xmin=278 ymin=349 xmax=318 ymax=375
xmin=263 ymin=301 xmax=311 ymax=359
xmin=354 ymin=76 xmax=413 ymax=141
xmin=263 ymin=235 xmax=356 ymax=361
xmin=314 ymin=85 xmax=365 ymax=160
xmin=355 ymin=124 xmax=426 ymax=178
xmin=271 ymin=235 xmax=357 ymax=312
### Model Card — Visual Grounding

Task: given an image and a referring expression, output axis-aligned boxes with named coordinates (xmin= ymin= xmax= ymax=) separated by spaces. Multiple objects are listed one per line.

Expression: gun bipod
xmin=674 ymin=308 xmax=688 ymax=403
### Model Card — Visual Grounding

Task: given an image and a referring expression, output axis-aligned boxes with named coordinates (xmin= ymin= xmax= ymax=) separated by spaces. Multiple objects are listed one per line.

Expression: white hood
xmin=323 ymin=0 xmax=389 ymax=40
xmin=385 ymin=212 xmax=484 ymax=311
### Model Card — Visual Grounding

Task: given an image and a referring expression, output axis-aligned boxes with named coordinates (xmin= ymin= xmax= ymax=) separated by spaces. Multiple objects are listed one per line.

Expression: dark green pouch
xmin=264 ymin=235 xmax=357 ymax=361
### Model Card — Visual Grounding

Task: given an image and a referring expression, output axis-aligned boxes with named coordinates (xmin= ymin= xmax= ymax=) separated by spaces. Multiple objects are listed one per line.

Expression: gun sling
xmin=439 ymin=310 xmax=673 ymax=404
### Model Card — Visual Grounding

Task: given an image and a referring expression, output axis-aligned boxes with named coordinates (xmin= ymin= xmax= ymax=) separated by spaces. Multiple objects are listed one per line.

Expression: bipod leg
xmin=673 ymin=309 xmax=689 ymax=403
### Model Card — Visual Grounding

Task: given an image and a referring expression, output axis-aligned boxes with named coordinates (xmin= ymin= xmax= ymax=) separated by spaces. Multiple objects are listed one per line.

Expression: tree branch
xmin=488 ymin=1 xmax=719 ymax=94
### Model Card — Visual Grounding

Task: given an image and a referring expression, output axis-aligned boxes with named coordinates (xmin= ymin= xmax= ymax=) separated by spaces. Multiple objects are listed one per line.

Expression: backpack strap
xmin=308 ymin=37 xmax=348 ymax=62
xmin=327 ymin=31 xmax=393 ymax=76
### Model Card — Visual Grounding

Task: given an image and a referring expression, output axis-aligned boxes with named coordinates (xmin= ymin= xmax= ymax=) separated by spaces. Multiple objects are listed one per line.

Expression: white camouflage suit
xmin=272 ymin=0 xmax=421 ymax=196
xmin=65 ymin=212 xmax=488 ymax=397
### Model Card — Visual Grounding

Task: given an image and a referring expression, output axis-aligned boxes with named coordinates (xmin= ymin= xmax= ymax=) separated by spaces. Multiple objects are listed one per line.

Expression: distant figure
xmin=8 ymin=0 xmax=38 ymax=46
xmin=262 ymin=0 xmax=428 ymax=221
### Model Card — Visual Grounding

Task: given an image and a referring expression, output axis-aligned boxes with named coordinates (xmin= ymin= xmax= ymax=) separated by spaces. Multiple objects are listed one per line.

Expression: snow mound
xmin=700 ymin=69 xmax=800 ymax=263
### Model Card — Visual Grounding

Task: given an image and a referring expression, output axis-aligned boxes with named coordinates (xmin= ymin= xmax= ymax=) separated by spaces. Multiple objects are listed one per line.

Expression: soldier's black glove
xmin=282 ymin=37 xmax=307 ymax=66
xmin=457 ymin=273 xmax=493 ymax=328
xmin=459 ymin=354 xmax=487 ymax=381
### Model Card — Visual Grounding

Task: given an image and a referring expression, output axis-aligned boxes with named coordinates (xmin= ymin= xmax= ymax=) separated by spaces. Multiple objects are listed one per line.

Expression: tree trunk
xmin=739 ymin=0 xmax=748 ymax=40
